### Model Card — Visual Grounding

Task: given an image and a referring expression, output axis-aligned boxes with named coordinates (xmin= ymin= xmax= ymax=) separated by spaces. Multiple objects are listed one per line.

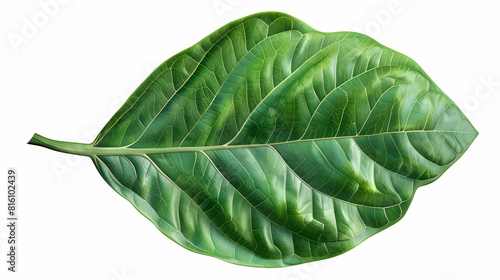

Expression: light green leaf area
xmin=30 ymin=12 xmax=477 ymax=267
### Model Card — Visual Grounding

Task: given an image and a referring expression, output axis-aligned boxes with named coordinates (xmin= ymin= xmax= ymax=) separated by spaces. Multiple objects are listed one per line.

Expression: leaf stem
xmin=28 ymin=133 xmax=94 ymax=156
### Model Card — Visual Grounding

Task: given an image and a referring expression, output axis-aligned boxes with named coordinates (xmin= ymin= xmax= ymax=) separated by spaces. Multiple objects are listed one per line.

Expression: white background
xmin=1 ymin=0 xmax=499 ymax=279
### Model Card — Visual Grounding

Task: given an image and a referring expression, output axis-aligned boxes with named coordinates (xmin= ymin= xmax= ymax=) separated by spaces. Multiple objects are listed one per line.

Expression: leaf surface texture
xmin=30 ymin=12 xmax=478 ymax=267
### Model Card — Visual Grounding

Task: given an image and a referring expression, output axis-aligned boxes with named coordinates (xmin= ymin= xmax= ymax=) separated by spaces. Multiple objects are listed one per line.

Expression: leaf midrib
xmin=30 ymin=130 xmax=475 ymax=157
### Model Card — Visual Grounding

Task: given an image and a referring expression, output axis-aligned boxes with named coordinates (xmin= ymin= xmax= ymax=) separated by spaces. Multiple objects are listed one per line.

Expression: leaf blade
xmin=30 ymin=11 xmax=478 ymax=267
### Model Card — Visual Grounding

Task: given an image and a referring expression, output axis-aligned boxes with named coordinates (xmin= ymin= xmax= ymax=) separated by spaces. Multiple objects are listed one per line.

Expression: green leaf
xmin=29 ymin=12 xmax=478 ymax=267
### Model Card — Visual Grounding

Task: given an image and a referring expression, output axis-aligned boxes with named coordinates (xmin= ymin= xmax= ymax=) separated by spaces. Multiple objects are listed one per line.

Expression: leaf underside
xmin=30 ymin=12 xmax=477 ymax=267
